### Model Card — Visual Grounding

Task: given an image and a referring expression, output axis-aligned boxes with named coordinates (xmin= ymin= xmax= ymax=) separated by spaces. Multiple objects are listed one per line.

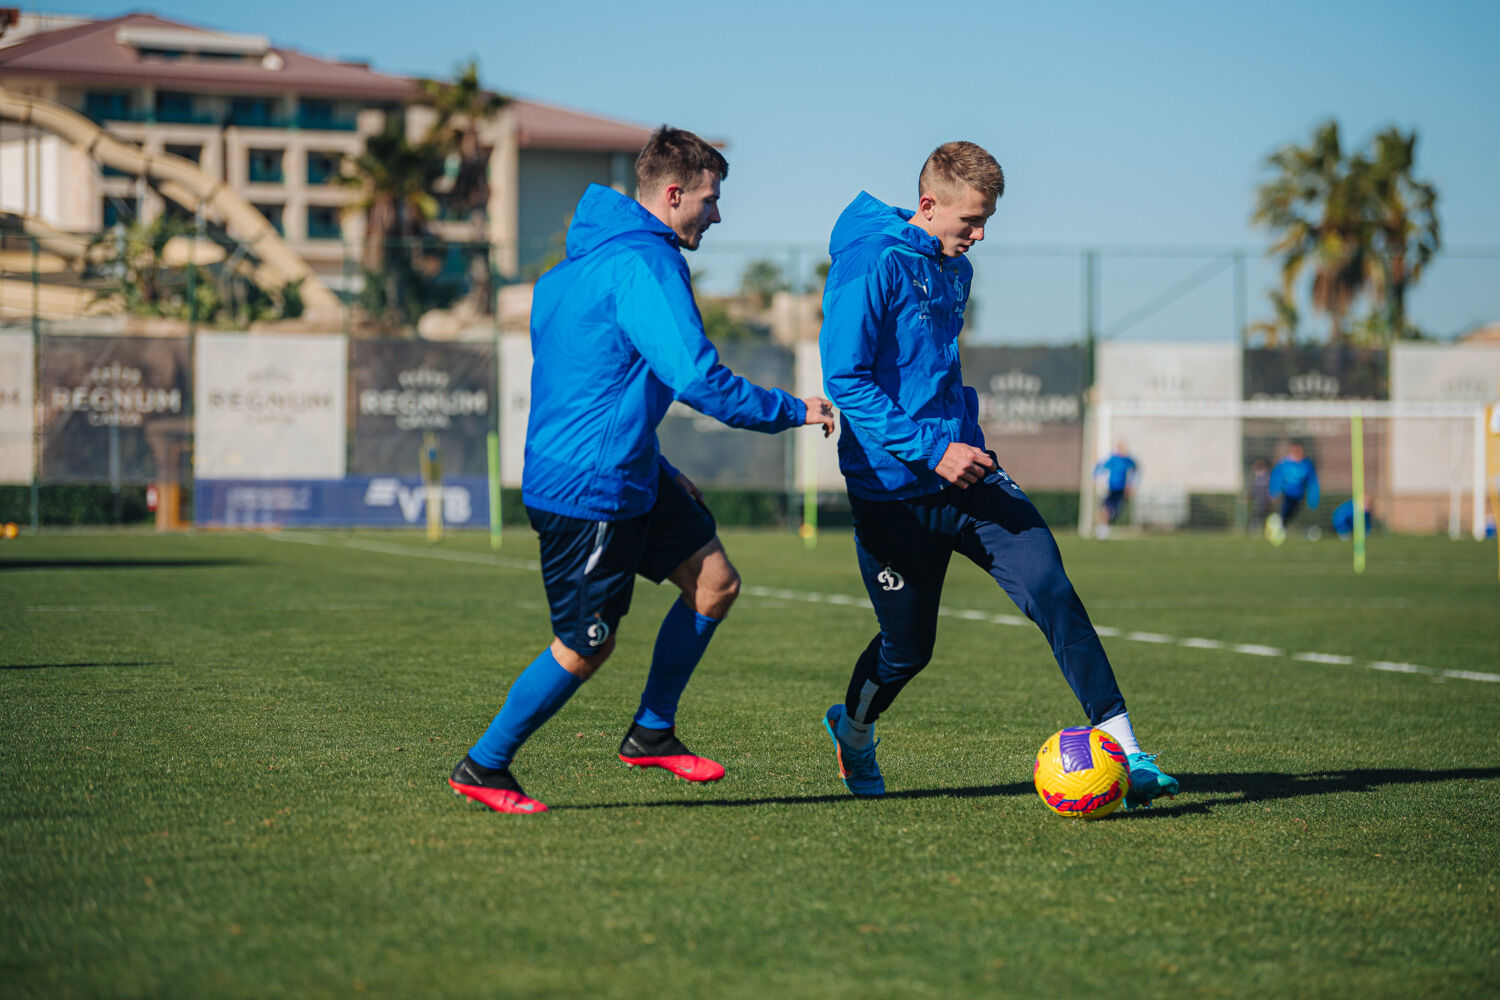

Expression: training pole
xmin=487 ymin=430 xmax=502 ymax=551
xmin=421 ymin=433 xmax=443 ymax=544
xmin=1351 ymin=411 xmax=1366 ymax=574
xmin=801 ymin=433 xmax=818 ymax=550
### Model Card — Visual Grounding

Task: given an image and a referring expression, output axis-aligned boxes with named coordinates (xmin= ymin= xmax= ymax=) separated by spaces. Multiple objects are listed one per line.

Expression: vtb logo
xmin=877 ymin=567 xmax=904 ymax=592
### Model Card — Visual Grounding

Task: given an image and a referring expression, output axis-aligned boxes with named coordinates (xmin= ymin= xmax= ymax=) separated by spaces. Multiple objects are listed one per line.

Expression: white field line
xmin=259 ymin=535 xmax=1500 ymax=686
xmin=25 ymin=605 xmax=159 ymax=612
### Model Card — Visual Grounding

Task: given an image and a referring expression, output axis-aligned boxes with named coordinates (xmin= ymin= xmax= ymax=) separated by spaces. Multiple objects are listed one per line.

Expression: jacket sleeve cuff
xmin=926 ymin=436 xmax=953 ymax=471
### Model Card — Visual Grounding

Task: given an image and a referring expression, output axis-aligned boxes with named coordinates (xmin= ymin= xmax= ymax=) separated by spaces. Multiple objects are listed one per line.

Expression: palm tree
xmin=419 ymin=62 xmax=508 ymax=314
xmin=1252 ymin=120 xmax=1439 ymax=345
xmin=1364 ymin=127 xmax=1440 ymax=339
xmin=339 ymin=116 xmax=443 ymax=325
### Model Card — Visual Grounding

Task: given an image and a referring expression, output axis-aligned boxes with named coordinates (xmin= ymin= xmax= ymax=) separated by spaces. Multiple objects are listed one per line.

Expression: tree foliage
xmin=1252 ymin=120 xmax=1439 ymax=345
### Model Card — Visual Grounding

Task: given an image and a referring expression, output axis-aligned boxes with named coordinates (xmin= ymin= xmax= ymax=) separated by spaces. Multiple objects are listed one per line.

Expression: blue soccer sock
xmin=469 ymin=647 xmax=584 ymax=769
xmin=633 ymin=599 xmax=720 ymax=730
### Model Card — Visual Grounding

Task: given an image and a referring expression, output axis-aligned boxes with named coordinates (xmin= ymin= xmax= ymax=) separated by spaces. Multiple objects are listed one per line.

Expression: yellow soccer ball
xmin=1034 ymin=727 xmax=1130 ymax=819
xmin=1 ymin=522 xmax=18 ymax=540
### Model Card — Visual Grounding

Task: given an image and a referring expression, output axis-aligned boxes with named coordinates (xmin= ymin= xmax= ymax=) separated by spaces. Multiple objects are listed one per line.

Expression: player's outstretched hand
xmin=935 ymin=443 xmax=994 ymax=488
xmin=802 ymin=396 xmax=836 ymax=438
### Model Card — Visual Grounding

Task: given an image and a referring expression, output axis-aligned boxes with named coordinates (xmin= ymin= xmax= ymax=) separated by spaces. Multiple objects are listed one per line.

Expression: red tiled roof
xmin=512 ymin=98 xmax=724 ymax=154
xmin=0 ymin=13 xmax=418 ymax=100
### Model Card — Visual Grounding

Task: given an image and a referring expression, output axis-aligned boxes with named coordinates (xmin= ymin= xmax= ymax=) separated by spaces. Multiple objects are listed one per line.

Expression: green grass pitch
xmin=3 ymin=528 xmax=1498 ymax=998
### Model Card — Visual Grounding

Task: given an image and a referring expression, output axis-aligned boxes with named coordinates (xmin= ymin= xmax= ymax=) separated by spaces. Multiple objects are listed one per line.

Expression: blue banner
xmin=194 ymin=476 xmax=491 ymax=527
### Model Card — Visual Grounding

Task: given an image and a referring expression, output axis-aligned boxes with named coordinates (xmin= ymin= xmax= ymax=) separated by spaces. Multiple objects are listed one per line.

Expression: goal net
xmin=1078 ymin=400 xmax=1491 ymax=538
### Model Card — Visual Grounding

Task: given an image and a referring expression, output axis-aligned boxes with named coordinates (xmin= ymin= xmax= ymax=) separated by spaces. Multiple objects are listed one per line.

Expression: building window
xmin=228 ymin=96 xmax=277 ymax=127
xmin=154 ymin=91 xmax=202 ymax=124
xmin=306 ymin=151 xmax=343 ymax=185
xmin=247 ymin=148 xmax=284 ymax=184
xmin=102 ymin=196 xmax=138 ymax=228
xmin=84 ymin=90 xmax=133 ymax=122
xmin=306 ymin=206 xmax=342 ymax=241
xmin=252 ymin=203 xmax=285 ymax=236
xmin=297 ymin=98 xmax=355 ymax=131
xmin=165 ymin=144 xmax=202 ymax=164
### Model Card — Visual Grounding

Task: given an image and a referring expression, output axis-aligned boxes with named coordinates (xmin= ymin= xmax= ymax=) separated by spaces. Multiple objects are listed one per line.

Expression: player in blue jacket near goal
xmin=450 ymin=126 xmax=834 ymax=814
xmin=1265 ymin=442 xmax=1320 ymax=545
xmin=818 ymin=141 xmax=1177 ymax=807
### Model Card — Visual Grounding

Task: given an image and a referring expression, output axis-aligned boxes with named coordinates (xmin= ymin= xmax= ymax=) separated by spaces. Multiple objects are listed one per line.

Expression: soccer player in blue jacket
xmin=1092 ymin=442 xmax=1138 ymax=538
xmin=450 ymin=127 xmax=835 ymax=814
xmin=1265 ymin=443 xmax=1320 ymax=545
xmin=818 ymin=141 xmax=1177 ymax=806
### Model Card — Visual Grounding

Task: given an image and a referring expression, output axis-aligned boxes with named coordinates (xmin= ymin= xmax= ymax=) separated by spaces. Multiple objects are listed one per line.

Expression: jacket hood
xmin=829 ymin=191 xmax=940 ymax=258
xmin=565 ymin=183 xmax=679 ymax=259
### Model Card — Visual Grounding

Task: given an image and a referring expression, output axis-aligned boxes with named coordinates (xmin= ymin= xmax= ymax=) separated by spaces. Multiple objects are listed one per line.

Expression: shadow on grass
xmin=1 ymin=661 xmax=168 ymax=671
xmin=0 ymin=559 xmax=251 ymax=571
xmin=1109 ymin=767 xmax=1500 ymax=820
xmin=564 ymin=781 xmax=1034 ymax=811
xmin=565 ymin=768 xmax=1500 ymax=813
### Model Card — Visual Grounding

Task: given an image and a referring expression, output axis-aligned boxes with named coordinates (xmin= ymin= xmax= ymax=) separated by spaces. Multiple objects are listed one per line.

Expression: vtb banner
xmin=38 ymin=335 xmax=190 ymax=484
xmin=195 ymin=476 xmax=490 ymax=527
xmin=195 ymin=332 xmax=346 ymax=479
xmin=348 ymin=340 xmax=495 ymax=477
xmin=0 ymin=332 xmax=34 ymax=484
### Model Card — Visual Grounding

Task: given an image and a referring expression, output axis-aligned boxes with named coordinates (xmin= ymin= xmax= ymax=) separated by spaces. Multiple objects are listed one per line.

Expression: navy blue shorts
xmin=527 ymin=469 xmax=717 ymax=657
xmin=1101 ymin=489 xmax=1126 ymax=521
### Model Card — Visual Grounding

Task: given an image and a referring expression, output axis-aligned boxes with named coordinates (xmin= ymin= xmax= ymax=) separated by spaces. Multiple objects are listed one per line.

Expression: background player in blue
xmin=1092 ymin=441 xmax=1138 ymax=539
xmin=817 ymin=141 xmax=1177 ymax=806
xmin=450 ymin=127 xmax=835 ymax=814
xmin=1266 ymin=442 xmax=1320 ymax=545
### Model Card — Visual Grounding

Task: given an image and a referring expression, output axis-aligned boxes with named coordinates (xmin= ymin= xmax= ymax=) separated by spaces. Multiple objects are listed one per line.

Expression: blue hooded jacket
xmin=1269 ymin=456 xmax=1320 ymax=508
xmin=820 ymin=192 xmax=984 ymax=501
xmin=523 ymin=183 xmax=806 ymax=520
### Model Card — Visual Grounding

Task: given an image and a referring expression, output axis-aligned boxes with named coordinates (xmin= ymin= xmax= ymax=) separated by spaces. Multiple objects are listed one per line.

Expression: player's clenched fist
xmin=934 ymin=442 xmax=993 ymax=488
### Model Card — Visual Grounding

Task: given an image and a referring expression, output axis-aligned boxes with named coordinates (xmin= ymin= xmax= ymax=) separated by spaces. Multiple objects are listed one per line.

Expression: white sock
xmin=837 ymin=711 xmax=874 ymax=749
xmin=1097 ymin=712 xmax=1141 ymax=756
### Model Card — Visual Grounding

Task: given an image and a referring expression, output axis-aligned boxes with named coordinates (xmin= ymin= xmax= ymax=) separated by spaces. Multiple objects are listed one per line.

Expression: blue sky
xmin=41 ymin=1 xmax=1500 ymax=340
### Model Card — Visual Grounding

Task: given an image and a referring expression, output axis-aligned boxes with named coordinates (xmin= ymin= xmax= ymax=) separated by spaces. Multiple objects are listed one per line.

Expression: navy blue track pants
xmin=844 ymin=467 xmax=1126 ymax=727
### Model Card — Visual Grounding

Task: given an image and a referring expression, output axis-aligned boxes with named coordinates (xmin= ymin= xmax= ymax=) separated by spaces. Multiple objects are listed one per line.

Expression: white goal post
xmin=1080 ymin=399 xmax=1490 ymax=539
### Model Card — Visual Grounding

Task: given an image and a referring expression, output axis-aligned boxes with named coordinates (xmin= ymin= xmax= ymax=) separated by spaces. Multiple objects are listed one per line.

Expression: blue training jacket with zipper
xmin=820 ymin=191 xmax=986 ymax=502
xmin=522 ymin=183 xmax=806 ymax=521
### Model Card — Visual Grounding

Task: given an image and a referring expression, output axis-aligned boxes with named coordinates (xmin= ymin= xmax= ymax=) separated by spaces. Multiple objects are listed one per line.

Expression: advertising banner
xmin=38 ymin=335 xmax=190 ymax=483
xmin=0 ymin=331 xmax=33 ymax=484
xmin=794 ymin=341 xmax=843 ymax=491
xmin=1390 ymin=344 xmax=1500 ymax=496
xmin=499 ymin=333 xmax=531 ymax=487
xmin=1097 ymin=342 xmax=1240 ymax=401
xmin=1244 ymin=346 xmax=1388 ymax=400
xmin=657 ymin=342 xmax=795 ymax=490
xmin=194 ymin=476 xmax=490 ymax=528
xmin=349 ymin=340 xmax=495 ymax=477
xmin=961 ymin=346 xmax=1085 ymax=490
xmin=195 ymin=333 xmax=346 ymax=479
xmin=1095 ymin=342 xmax=1240 ymax=493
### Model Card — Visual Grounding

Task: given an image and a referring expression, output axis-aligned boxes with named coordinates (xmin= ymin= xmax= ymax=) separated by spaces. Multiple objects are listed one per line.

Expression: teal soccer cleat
xmin=823 ymin=704 xmax=884 ymax=797
xmin=1124 ymin=751 xmax=1179 ymax=809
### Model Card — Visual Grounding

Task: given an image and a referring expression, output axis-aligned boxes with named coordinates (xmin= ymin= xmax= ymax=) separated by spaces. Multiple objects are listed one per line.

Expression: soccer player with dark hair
xmin=449 ymin=125 xmax=835 ymax=814
xmin=817 ymin=141 xmax=1177 ymax=806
